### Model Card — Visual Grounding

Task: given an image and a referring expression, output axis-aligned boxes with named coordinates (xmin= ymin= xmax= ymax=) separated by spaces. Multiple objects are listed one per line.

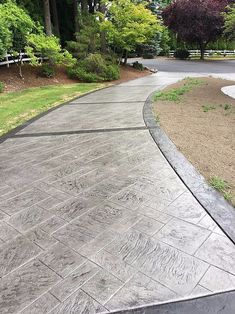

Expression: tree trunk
xmin=99 ymin=2 xmax=107 ymax=54
xmin=50 ymin=0 xmax=60 ymax=37
xmin=199 ymin=42 xmax=205 ymax=60
xmin=43 ymin=0 xmax=52 ymax=36
xmin=81 ymin=0 xmax=88 ymax=14
xmin=88 ymin=0 xmax=94 ymax=13
xmin=124 ymin=50 xmax=128 ymax=65
xmin=73 ymin=0 xmax=79 ymax=33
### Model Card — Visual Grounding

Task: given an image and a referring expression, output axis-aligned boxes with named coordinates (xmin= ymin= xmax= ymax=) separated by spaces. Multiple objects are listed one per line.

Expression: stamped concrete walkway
xmin=0 ymin=72 xmax=235 ymax=314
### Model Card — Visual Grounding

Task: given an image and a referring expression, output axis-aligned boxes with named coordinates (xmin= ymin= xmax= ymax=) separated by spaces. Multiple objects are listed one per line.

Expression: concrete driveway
xmin=128 ymin=57 xmax=235 ymax=74
xmin=0 ymin=71 xmax=234 ymax=313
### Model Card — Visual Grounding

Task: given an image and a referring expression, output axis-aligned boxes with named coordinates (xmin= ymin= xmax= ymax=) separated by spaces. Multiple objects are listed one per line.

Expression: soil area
xmin=154 ymin=77 xmax=235 ymax=205
xmin=0 ymin=64 xmax=150 ymax=93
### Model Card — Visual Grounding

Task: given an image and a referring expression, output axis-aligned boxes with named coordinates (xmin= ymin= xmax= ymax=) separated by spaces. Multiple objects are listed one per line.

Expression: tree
xmin=26 ymin=33 xmax=75 ymax=67
xmin=223 ymin=4 xmax=235 ymax=40
xmin=0 ymin=0 xmax=36 ymax=77
xmin=162 ymin=0 xmax=232 ymax=60
xmin=100 ymin=0 xmax=162 ymax=64
xmin=51 ymin=0 xmax=60 ymax=37
xmin=43 ymin=0 xmax=52 ymax=35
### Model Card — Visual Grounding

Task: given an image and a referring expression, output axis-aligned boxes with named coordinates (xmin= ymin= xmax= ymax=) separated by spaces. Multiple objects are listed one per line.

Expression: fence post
xmin=6 ymin=54 xmax=9 ymax=68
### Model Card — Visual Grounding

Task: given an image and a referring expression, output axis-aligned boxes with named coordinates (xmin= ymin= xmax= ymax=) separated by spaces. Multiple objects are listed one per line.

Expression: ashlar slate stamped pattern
xmin=0 ymin=74 xmax=235 ymax=313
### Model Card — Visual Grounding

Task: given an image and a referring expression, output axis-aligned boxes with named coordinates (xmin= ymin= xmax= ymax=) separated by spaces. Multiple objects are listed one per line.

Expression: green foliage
xmin=67 ymin=53 xmax=120 ymax=82
xmin=132 ymin=61 xmax=144 ymax=71
xmin=39 ymin=64 xmax=55 ymax=78
xmin=67 ymin=15 xmax=101 ymax=59
xmin=154 ymin=78 xmax=203 ymax=102
xmin=159 ymin=27 xmax=170 ymax=55
xmin=26 ymin=33 xmax=75 ymax=67
xmin=174 ymin=48 xmax=190 ymax=60
xmin=68 ymin=68 xmax=103 ymax=83
xmin=223 ymin=4 xmax=235 ymax=40
xmin=100 ymin=0 xmax=162 ymax=55
xmin=209 ymin=176 xmax=233 ymax=202
xmin=202 ymin=105 xmax=216 ymax=112
xmin=139 ymin=33 xmax=161 ymax=58
xmin=0 ymin=0 xmax=37 ymax=58
xmin=0 ymin=81 xmax=4 ymax=93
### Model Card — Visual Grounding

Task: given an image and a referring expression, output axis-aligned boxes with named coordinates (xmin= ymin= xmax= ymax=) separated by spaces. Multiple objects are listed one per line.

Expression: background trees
xmin=223 ymin=4 xmax=235 ymax=40
xmin=162 ymin=0 xmax=233 ymax=59
xmin=100 ymin=0 xmax=162 ymax=64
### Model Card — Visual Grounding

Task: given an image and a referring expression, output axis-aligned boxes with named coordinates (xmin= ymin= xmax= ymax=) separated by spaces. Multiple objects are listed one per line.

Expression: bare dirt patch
xmin=153 ymin=77 xmax=235 ymax=205
xmin=0 ymin=64 xmax=150 ymax=93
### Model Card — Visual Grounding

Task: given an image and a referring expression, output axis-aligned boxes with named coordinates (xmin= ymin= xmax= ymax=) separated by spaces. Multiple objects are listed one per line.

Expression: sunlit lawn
xmin=0 ymin=83 xmax=105 ymax=136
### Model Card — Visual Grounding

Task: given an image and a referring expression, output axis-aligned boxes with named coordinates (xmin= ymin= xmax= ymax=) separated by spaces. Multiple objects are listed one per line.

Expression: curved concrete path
xmin=0 ymin=72 xmax=235 ymax=314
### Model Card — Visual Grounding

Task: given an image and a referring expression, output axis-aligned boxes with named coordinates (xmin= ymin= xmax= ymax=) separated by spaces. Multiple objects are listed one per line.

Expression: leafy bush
xmin=68 ymin=68 xmax=103 ymax=83
xmin=174 ymin=48 xmax=190 ymax=60
xmin=132 ymin=61 xmax=144 ymax=71
xmin=26 ymin=34 xmax=75 ymax=67
xmin=67 ymin=53 xmax=120 ymax=82
xmin=39 ymin=64 xmax=55 ymax=78
xmin=0 ymin=81 xmax=4 ymax=93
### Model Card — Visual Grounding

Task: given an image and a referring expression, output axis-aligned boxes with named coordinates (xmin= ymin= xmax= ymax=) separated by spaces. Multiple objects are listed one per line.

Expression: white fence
xmin=169 ymin=49 xmax=235 ymax=57
xmin=0 ymin=53 xmax=44 ymax=67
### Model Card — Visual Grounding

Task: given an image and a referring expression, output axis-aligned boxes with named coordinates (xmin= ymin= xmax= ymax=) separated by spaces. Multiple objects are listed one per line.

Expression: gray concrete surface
xmin=128 ymin=57 xmax=235 ymax=74
xmin=0 ymin=71 xmax=235 ymax=313
xmin=222 ymin=85 xmax=235 ymax=99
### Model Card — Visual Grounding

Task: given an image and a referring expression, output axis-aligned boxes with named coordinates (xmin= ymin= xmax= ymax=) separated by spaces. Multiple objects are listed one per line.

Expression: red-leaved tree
xmin=162 ymin=0 xmax=234 ymax=59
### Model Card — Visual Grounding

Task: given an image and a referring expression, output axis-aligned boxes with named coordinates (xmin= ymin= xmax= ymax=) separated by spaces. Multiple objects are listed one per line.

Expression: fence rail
xmin=0 ymin=53 xmax=43 ymax=67
xmin=169 ymin=49 xmax=235 ymax=57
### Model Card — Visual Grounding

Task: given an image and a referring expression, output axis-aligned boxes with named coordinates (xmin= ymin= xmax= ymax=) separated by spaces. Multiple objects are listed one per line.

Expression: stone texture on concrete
xmin=0 ymin=72 xmax=234 ymax=313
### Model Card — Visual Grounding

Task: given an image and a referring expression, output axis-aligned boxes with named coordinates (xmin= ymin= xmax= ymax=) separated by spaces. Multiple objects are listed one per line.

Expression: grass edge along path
xmin=0 ymin=83 xmax=106 ymax=136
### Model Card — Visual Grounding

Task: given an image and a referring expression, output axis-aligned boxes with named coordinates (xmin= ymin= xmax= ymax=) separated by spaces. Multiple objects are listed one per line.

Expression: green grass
xmin=154 ymin=78 xmax=204 ymax=102
xmin=209 ymin=176 xmax=233 ymax=202
xmin=202 ymin=105 xmax=216 ymax=112
xmin=0 ymin=83 xmax=105 ymax=136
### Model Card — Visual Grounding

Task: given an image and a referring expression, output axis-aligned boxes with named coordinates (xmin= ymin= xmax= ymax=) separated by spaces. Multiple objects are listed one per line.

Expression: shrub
xmin=68 ymin=67 xmax=103 ymax=83
xmin=174 ymin=48 xmax=190 ymax=60
xmin=132 ymin=61 xmax=144 ymax=71
xmin=0 ymin=81 xmax=4 ymax=93
xmin=104 ymin=64 xmax=120 ymax=80
xmin=67 ymin=53 xmax=120 ymax=82
xmin=39 ymin=64 xmax=55 ymax=78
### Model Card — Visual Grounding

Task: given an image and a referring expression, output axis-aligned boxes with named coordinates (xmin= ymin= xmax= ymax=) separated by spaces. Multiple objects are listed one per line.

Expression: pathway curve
xmin=0 ymin=72 xmax=235 ymax=314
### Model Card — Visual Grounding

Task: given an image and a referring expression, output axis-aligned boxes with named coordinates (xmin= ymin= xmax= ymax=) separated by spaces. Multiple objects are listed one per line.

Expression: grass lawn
xmin=0 ymin=83 xmax=105 ymax=136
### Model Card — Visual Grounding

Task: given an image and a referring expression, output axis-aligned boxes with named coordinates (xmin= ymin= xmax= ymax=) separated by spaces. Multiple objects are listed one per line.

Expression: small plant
xmin=224 ymin=104 xmax=231 ymax=111
xmin=174 ymin=48 xmax=190 ymax=60
xmin=0 ymin=81 xmax=4 ymax=93
xmin=132 ymin=61 xmax=144 ymax=71
xmin=155 ymin=114 xmax=160 ymax=122
xmin=202 ymin=105 xmax=216 ymax=112
xmin=209 ymin=176 xmax=233 ymax=202
xmin=154 ymin=78 xmax=203 ymax=102
xmin=39 ymin=64 xmax=55 ymax=78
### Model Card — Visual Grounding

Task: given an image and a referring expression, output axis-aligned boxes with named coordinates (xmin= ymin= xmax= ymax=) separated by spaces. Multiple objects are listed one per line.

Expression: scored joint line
xmin=12 ymin=126 xmax=158 ymax=138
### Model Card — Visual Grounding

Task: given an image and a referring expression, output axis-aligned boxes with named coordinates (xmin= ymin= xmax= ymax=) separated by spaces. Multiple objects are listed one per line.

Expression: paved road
xmin=0 ymin=72 xmax=235 ymax=313
xmin=128 ymin=58 xmax=235 ymax=73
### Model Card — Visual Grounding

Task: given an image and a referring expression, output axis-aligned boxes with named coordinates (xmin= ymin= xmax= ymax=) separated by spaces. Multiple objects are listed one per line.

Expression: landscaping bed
xmin=153 ymin=77 xmax=235 ymax=205
xmin=0 ymin=64 xmax=150 ymax=93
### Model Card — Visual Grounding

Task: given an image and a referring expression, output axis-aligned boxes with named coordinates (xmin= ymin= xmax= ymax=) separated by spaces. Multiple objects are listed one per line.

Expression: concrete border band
xmin=143 ymin=92 xmax=235 ymax=245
